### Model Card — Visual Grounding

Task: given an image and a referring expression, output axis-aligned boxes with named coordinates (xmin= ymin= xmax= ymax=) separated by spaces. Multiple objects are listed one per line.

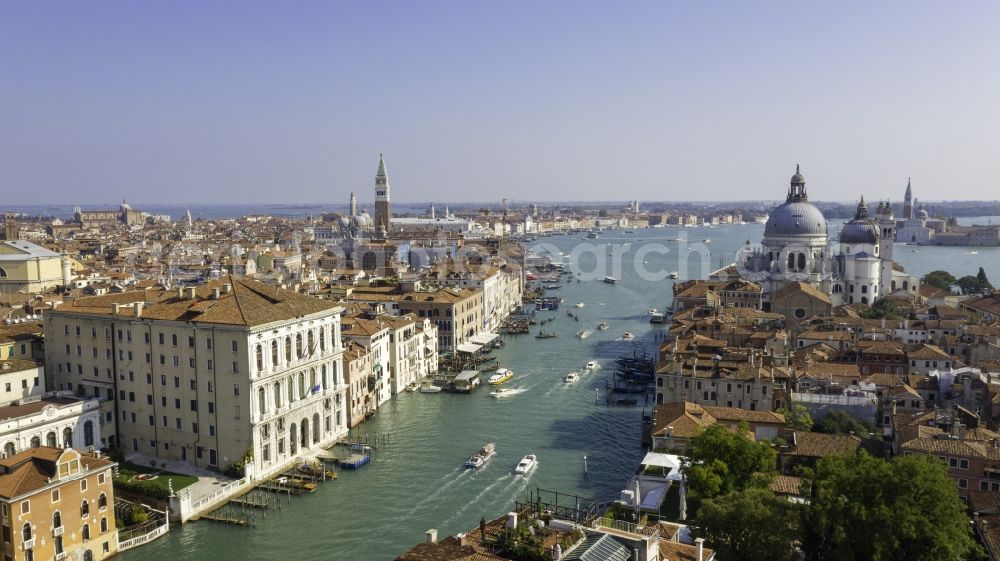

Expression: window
xmin=98 ymin=493 xmax=107 ymax=510
xmin=20 ymin=501 xmax=29 ymax=514
xmin=81 ymin=500 xmax=90 ymax=517
xmin=100 ymin=517 xmax=108 ymax=533
xmin=53 ymin=511 xmax=62 ymax=528
xmin=233 ymin=361 xmax=240 ymax=373
xmin=960 ymin=459 xmax=969 ymax=470
xmin=82 ymin=523 xmax=91 ymax=540
xmin=959 ymin=478 xmax=968 ymax=489
xmin=22 ymin=522 xmax=31 ymax=541
xmin=52 ymin=489 xmax=60 ymax=502
xmin=232 ymin=340 xmax=239 ymax=352
xmin=234 ymin=384 xmax=240 ymax=396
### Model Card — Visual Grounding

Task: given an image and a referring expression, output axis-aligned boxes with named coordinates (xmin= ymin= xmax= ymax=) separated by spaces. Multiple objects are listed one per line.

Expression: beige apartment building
xmin=44 ymin=277 xmax=348 ymax=479
xmin=0 ymin=447 xmax=118 ymax=561
xmin=349 ymin=287 xmax=483 ymax=353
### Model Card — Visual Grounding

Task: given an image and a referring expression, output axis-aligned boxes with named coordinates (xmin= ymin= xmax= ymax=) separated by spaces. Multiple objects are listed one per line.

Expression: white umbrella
xmin=679 ymin=474 xmax=687 ymax=521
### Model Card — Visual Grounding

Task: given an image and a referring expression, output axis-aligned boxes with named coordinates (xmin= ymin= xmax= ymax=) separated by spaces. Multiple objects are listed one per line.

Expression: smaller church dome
xmin=839 ymin=197 xmax=879 ymax=245
xmin=918 ymin=209 xmax=929 ymax=219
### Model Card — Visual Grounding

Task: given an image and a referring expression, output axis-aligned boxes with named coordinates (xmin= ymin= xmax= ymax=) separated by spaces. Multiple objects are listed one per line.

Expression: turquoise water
xmin=119 ymin=224 xmax=996 ymax=561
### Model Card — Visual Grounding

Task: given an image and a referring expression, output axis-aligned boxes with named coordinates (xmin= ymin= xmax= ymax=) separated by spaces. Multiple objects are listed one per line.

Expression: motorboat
xmin=669 ymin=271 xmax=679 ymax=279
xmin=574 ymin=302 xmax=585 ymax=308
xmin=603 ymin=276 xmax=618 ymax=284
xmin=405 ymin=382 xmax=418 ymax=392
xmin=702 ymin=239 xmax=711 ymax=243
xmin=419 ymin=383 xmax=443 ymax=393
xmin=648 ymin=308 xmax=658 ymax=315
xmin=585 ymin=360 xmax=600 ymax=370
xmin=564 ymin=372 xmax=580 ymax=383
xmin=622 ymin=332 xmax=635 ymax=341
xmin=597 ymin=321 xmax=609 ymax=331
xmin=488 ymin=368 xmax=514 ymax=385
xmin=465 ymin=443 xmax=497 ymax=469
xmin=576 ymin=329 xmax=592 ymax=339
xmin=536 ymin=330 xmax=558 ymax=339
xmin=514 ymin=454 xmax=537 ymax=474
xmin=490 ymin=387 xmax=517 ymax=398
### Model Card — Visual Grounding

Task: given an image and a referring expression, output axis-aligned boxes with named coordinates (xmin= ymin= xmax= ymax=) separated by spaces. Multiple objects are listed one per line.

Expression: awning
xmin=470 ymin=332 xmax=499 ymax=345
xmin=456 ymin=342 xmax=483 ymax=354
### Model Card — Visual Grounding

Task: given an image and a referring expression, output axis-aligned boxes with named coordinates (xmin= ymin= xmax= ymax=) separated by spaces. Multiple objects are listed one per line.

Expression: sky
xmin=2 ymin=1 xmax=999 ymax=205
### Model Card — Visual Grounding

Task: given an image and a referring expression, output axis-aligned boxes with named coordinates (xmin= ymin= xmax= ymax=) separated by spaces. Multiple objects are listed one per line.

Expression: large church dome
xmin=839 ymin=197 xmax=879 ymax=245
xmin=764 ymin=166 xmax=827 ymax=237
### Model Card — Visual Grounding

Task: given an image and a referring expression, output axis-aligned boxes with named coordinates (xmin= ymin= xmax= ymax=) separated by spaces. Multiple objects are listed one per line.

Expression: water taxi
xmin=585 ymin=360 xmax=600 ymax=370
xmin=419 ymin=382 xmax=443 ymax=393
xmin=405 ymin=382 xmax=418 ymax=392
xmin=603 ymin=276 xmax=618 ymax=284
xmin=669 ymin=271 xmax=679 ymax=279
xmin=465 ymin=443 xmax=497 ymax=469
xmin=648 ymin=308 xmax=658 ymax=315
xmin=622 ymin=332 xmax=635 ymax=341
xmin=597 ymin=321 xmax=609 ymax=331
xmin=576 ymin=329 xmax=592 ymax=339
xmin=574 ymin=302 xmax=585 ymax=308
xmin=514 ymin=454 xmax=537 ymax=474
xmin=564 ymin=372 xmax=580 ymax=383
xmin=488 ymin=368 xmax=514 ymax=385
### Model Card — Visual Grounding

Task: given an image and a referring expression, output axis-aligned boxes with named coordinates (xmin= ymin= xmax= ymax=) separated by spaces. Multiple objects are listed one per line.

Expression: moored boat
xmin=419 ymin=382 xmax=443 ymax=393
xmin=603 ymin=276 xmax=618 ymax=284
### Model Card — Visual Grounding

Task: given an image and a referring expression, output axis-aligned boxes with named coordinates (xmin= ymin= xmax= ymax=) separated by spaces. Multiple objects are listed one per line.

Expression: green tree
xmin=777 ymin=404 xmax=813 ymax=431
xmin=684 ymin=424 xmax=776 ymax=500
xmin=859 ymin=298 xmax=903 ymax=320
xmin=802 ymin=452 xmax=981 ymax=561
xmin=813 ymin=410 xmax=872 ymax=436
xmin=696 ymin=488 xmax=800 ymax=561
xmin=977 ymin=267 xmax=993 ymax=292
xmin=921 ymin=270 xmax=956 ymax=290
xmin=957 ymin=275 xmax=984 ymax=295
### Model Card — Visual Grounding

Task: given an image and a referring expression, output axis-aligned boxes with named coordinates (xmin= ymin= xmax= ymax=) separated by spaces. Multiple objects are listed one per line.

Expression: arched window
xmin=299 ymin=372 xmax=306 ymax=397
xmin=63 ymin=428 xmax=73 ymax=448
xmin=797 ymin=252 xmax=806 ymax=271
xmin=319 ymin=328 xmax=326 ymax=352
xmin=321 ymin=364 xmax=328 ymax=390
xmin=53 ymin=511 xmax=62 ymax=528
xmin=787 ymin=253 xmax=795 ymax=271
xmin=0 ymin=267 xmax=7 ymax=278
xmin=307 ymin=331 xmax=315 ymax=356
xmin=3 ymin=442 xmax=13 ymax=456
xmin=30 ymin=436 xmax=40 ymax=448
xmin=98 ymin=493 xmax=107 ymax=510
xmin=84 ymin=421 xmax=94 ymax=447
xmin=46 ymin=432 xmax=57 ymax=447
xmin=255 ymin=345 xmax=264 ymax=371
xmin=81 ymin=500 xmax=90 ymax=517
xmin=22 ymin=522 xmax=31 ymax=541
xmin=273 ymin=382 xmax=282 ymax=409
xmin=271 ymin=340 xmax=279 ymax=366
xmin=287 ymin=378 xmax=295 ymax=402
xmin=84 ymin=550 xmax=94 ymax=561
xmin=82 ymin=524 xmax=91 ymax=540
xmin=310 ymin=368 xmax=316 ymax=391
xmin=285 ymin=337 xmax=292 ymax=362
xmin=296 ymin=334 xmax=303 ymax=359
xmin=100 ymin=517 xmax=108 ymax=533
xmin=258 ymin=387 xmax=267 ymax=415
xmin=312 ymin=412 xmax=320 ymax=444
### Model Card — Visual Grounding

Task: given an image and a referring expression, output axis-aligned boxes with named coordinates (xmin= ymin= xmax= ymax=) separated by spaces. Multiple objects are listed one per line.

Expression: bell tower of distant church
xmin=374 ymin=150 xmax=391 ymax=234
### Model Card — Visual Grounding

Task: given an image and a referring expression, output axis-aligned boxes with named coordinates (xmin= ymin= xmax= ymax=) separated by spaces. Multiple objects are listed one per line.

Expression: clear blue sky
xmin=2 ymin=1 xmax=998 ymax=205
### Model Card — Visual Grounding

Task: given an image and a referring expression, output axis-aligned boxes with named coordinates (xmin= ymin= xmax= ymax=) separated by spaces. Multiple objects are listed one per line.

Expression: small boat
xmin=490 ymin=388 xmax=516 ymax=398
xmin=419 ymin=383 xmax=443 ymax=393
xmin=622 ymin=332 xmax=635 ymax=341
xmin=597 ymin=321 xmax=609 ymax=331
xmin=514 ymin=454 xmax=537 ymax=474
xmin=648 ymin=308 xmax=658 ymax=315
xmin=585 ymin=360 xmax=600 ymax=370
xmin=702 ymin=239 xmax=711 ymax=243
xmin=405 ymin=382 xmax=418 ymax=392
xmin=564 ymin=372 xmax=580 ymax=383
xmin=465 ymin=443 xmax=497 ymax=469
xmin=603 ymin=276 xmax=618 ymax=284
xmin=536 ymin=330 xmax=558 ymax=339
xmin=668 ymin=271 xmax=679 ymax=279
xmin=488 ymin=368 xmax=514 ymax=385
xmin=576 ymin=329 xmax=592 ymax=339
xmin=970 ymin=251 xmax=979 ymax=255
xmin=574 ymin=302 xmax=585 ymax=308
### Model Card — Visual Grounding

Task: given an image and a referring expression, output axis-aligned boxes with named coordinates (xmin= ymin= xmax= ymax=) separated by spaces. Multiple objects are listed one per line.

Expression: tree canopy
xmin=684 ymin=424 xmax=776 ymax=500
xmin=696 ymin=488 xmax=799 ymax=561
xmin=813 ymin=410 xmax=872 ymax=436
xmin=859 ymin=298 xmax=904 ymax=320
xmin=922 ymin=270 xmax=956 ymax=290
xmin=801 ymin=452 xmax=981 ymax=561
xmin=777 ymin=404 xmax=813 ymax=432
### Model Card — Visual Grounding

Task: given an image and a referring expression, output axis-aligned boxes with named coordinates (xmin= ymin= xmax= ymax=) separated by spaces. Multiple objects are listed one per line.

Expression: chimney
xmin=695 ymin=537 xmax=705 ymax=561
xmin=112 ymin=303 xmax=121 ymax=315
xmin=506 ymin=512 xmax=518 ymax=530
xmin=425 ymin=529 xmax=437 ymax=544
xmin=177 ymin=287 xmax=185 ymax=299
xmin=211 ymin=288 xmax=220 ymax=300
xmin=134 ymin=302 xmax=144 ymax=318
xmin=222 ymin=283 xmax=232 ymax=294
xmin=184 ymin=287 xmax=197 ymax=299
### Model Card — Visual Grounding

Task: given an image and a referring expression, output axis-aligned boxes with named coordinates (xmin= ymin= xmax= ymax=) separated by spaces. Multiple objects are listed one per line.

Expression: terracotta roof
xmin=0 ymin=397 xmax=78 ymax=421
xmin=771 ymin=281 xmax=832 ymax=305
xmin=0 ymin=447 xmax=113 ymax=500
xmin=783 ymin=431 xmax=861 ymax=458
xmin=53 ymin=276 xmax=341 ymax=327
xmin=906 ymin=344 xmax=952 ymax=360
xmin=770 ymin=474 xmax=805 ymax=496
xmin=969 ymin=491 xmax=1000 ymax=514
xmin=659 ymin=540 xmax=715 ymax=561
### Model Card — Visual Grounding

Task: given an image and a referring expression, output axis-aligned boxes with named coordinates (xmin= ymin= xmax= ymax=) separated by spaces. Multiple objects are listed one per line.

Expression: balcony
xmin=54 ymin=525 xmax=65 ymax=536
xmin=22 ymin=539 xmax=34 ymax=550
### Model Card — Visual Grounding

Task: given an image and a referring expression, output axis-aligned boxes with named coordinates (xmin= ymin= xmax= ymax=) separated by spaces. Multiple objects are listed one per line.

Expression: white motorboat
xmin=405 ymin=382 xmax=418 ymax=392
xmin=465 ymin=443 xmax=497 ymax=469
xmin=648 ymin=308 xmax=658 ymax=315
xmin=622 ymin=332 xmax=635 ymax=341
xmin=514 ymin=454 xmax=537 ymax=474
xmin=603 ymin=276 xmax=618 ymax=284
xmin=574 ymin=302 xmax=585 ymax=308
xmin=419 ymin=383 xmax=443 ymax=393
xmin=669 ymin=271 xmax=679 ymax=279
xmin=597 ymin=321 xmax=609 ymax=331
xmin=585 ymin=360 xmax=600 ymax=370
xmin=576 ymin=329 xmax=592 ymax=339
xmin=564 ymin=372 xmax=580 ymax=383
xmin=490 ymin=388 xmax=517 ymax=398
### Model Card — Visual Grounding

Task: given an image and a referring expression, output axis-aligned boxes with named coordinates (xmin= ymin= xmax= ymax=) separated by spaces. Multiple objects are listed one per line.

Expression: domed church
xmin=741 ymin=166 xmax=917 ymax=309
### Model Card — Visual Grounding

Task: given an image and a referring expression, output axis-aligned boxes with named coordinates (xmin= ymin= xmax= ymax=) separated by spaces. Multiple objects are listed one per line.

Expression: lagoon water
xmin=119 ymin=222 xmax=998 ymax=561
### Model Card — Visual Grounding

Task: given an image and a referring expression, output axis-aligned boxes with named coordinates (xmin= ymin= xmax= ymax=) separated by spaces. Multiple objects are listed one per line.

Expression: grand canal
xmin=120 ymin=221 xmax=1000 ymax=561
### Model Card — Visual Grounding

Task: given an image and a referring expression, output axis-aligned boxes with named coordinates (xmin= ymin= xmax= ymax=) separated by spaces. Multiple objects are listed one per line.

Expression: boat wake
xmin=491 ymin=387 xmax=528 ymax=398
xmin=406 ymin=467 xmax=471 ymax=514
xmin=441 ymin=473 xmax=517 ymax=526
